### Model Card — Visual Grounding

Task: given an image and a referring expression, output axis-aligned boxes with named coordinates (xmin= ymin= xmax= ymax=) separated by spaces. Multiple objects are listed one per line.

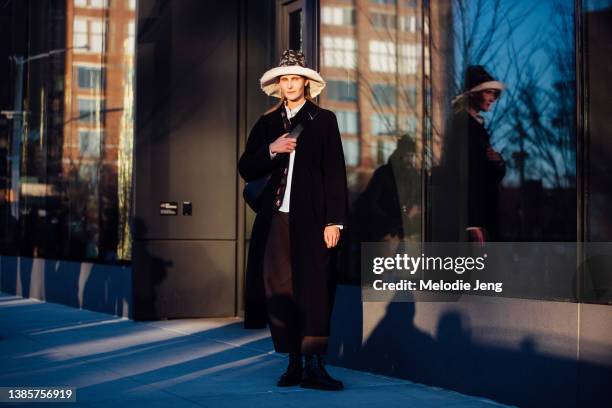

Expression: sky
xmin=451 ymin=0 xmax=577 ymax=188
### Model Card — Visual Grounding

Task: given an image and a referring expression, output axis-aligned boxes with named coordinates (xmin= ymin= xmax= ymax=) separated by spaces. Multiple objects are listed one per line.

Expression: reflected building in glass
xmin=63 ymin=0 xmax=135 ymax=261
xmin=0 ymin=0 xmax=135 ymax=263
xmin=319 ymin=0 xmax=429 ymax=249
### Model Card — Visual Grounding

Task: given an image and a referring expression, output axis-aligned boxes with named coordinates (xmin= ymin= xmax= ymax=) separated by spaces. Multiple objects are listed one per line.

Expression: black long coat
xmin=238 ymin=99 xmax=348 ymax=336
xmin=433 ymin=111 xmax=506 ymax=241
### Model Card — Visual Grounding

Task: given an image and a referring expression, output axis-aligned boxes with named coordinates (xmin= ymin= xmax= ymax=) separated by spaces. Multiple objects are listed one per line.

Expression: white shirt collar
xmin=284 ymin=99 xmax=306 ymax=119
xmin=466 ymin=108 xmax=485 ymax=125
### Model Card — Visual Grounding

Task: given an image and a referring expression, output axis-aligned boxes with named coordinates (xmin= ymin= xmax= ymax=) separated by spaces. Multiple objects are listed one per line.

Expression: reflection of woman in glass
xmin=353 ymin=135 xmax=420 ymax=243
xmin=238 ymin=50 xmax=347 ymax=391
xmin=439 ymin=65 xmax=506 ymax=242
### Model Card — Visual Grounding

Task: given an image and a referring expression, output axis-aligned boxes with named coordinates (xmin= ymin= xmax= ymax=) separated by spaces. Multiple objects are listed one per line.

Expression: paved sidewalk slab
xmin=0 ymin=293 xmax=511 ymax=407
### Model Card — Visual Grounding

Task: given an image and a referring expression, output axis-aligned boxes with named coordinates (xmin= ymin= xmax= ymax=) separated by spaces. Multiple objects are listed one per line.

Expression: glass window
xmin=399 ymin=15 xmax=416 ymax=32
xmin=322 ymin=6 xmax=355 ymax=26
xmin=73 ymin=19 xmax=88 ymax=49
xmin=289 ymin=9 xmax=303 ymax=51
xmin=327 ymin=80 xmax=358 ymax=102
xmin=369 ymin=40 xmax=395 ymax=73
xmin=369 ymin=41 xmax=419 ymax=74
xmin=371 ymin=113 xmax=397 ymax=135
xmin=76 ymin=66 xmax=104 ymax=89
xmin=399 ymin=43 xmax=419 ymax=74
xmin=427 ymin=0 xmax=577 ymax=245
xmin=73 ymin=17 xmax=106 ymax=53
xmin=4 ymin=0 xmax=135 ymax=264
xmin=77 ymin=98 xmax=105 ymax=123
xmin=90 ymin=21 xmax=105 ymax=53
xmin=321 ymin=0 xmax=424 ymax=282
xmin=370 ymin=12 xmax=396 ymax=30
xmin=372 ymin=83 xmax=396 ymax=106
xmin=79 ymin=130 xmax=102 ymax=157
xmin=125 ymin=22 xmax=135 ymax=54
xmin=399 ymin=115 xmax=417 ymax=135
xmin=322 ymin=36 xmax=357 ymax=68
xmin=74 ymin=0 xmax=108 ymax=9
xmin=402 ymin=84 xmax=417 ymax=105
xmin=376 ymin=140 xmax=396 ymax=164
xmin=317 ymin=0 xmax=588 ymax=304
xmin=336 ymin=111 xmax=359 ymax=134
xmin=371 ymin=0 xmax=396 ymax=5
xmin=581 ymin=0 xmax=612 ymax=304
xmin=78 ymin=164 xmax=99 ymax=189
xmin=342 ymin=139 xmax=360 ymax=167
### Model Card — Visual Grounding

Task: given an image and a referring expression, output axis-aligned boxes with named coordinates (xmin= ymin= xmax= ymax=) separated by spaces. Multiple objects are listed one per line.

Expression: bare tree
xmin=441 ymin=0 xmax=575 ymax=189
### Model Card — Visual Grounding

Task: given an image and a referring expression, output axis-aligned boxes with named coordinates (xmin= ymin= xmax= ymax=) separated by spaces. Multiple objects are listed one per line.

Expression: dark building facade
xmin=1 ymin=1 xmax=611 ymax=406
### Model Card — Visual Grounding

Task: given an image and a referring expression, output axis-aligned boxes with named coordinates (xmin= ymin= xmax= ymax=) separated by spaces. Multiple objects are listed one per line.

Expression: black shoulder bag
xmin=243 ymin=107 xmax=319 ymax=212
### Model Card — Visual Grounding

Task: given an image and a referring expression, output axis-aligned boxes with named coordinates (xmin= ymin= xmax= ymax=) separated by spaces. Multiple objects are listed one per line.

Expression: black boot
xmin=277 ymin=352 xmax=303 ymax=386
xmin=300 ymin=354 xmax=344 ymax=391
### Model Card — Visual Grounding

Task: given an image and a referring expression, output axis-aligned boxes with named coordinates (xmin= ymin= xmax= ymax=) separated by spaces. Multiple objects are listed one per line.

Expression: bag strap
xmin=279 ymin=105 xmax=320 ymax=139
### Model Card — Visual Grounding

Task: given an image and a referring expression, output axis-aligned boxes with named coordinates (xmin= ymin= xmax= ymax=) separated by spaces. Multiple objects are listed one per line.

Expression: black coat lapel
xmin=276 ymin=99 xmax=319 ymax=131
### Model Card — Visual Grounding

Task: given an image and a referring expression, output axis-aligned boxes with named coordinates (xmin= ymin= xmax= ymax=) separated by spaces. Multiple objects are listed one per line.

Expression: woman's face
xmin=472 ymin=89 xmax=501 ymax=112
xmin=279 ymin=75 xmax=309 ymax=101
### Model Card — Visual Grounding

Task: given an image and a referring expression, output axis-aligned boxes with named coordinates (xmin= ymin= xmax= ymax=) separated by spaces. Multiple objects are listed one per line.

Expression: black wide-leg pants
xmin=263 ymin=211 xmax=328 ymax=355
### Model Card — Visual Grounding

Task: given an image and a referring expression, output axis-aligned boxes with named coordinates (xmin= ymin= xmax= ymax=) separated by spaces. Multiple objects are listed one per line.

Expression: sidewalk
xmin=0 ymin=292 xmax=509 ymax=407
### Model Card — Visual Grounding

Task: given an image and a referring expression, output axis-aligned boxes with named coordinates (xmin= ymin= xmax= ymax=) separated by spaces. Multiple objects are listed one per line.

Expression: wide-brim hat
xmin=260 ymin=49 xmax=326 ymax=98
xmin=452 ymin=65 xmax=505 ymax=107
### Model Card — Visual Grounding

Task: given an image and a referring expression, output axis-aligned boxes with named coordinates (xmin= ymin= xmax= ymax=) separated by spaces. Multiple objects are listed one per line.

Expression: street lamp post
xmin=8 ymin=56 xmax=25 ymax=220
xmin=5 ymin=46 xmax=88 ymax=219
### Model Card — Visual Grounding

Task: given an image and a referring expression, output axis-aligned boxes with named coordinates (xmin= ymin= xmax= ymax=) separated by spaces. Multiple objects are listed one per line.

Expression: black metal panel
xmin=135 ymin=0 xmax=238 ymax=241
xmin=134 ymin=0 xmax=242 ymax=318
xmin=132 ymin=239 xmax=236 ymax=319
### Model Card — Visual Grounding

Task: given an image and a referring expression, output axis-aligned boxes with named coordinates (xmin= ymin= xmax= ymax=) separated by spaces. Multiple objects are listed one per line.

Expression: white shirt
xmin=277 ymin=100 xmax=305 ymax=212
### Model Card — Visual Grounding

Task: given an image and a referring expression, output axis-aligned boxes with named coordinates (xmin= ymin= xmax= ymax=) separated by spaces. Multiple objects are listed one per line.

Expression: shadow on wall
xmin=130 ymin=216 xmax=234 ymax=321
xmin=131 ymin=216 xmax=169 ymax=320
xmin=0 ymin=254 xmax=132 ymax=318
xmin=327 ymin=285 xmax=612 ymax=408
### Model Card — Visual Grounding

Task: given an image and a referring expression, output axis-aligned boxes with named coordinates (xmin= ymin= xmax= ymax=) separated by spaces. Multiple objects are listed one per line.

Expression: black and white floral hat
xmin=260 ymin=49 xmax=326 ymax=98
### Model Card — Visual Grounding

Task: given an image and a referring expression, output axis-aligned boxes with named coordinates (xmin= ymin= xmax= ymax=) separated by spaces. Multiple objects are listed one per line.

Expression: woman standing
xmin=238 ymin=50 xmax=348 ymax=391
xmin=435 ymin=65 xmax=506 ymax=242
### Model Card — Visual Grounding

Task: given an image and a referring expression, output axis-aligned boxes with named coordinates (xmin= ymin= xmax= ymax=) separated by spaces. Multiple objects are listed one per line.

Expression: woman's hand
xmin=270 ymin=133 xmax=297 ymax=154
xmin=485 ymin=144 xmax=503 ymax=163
xmin=324 ymin=225 xmax=340 ymax=248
